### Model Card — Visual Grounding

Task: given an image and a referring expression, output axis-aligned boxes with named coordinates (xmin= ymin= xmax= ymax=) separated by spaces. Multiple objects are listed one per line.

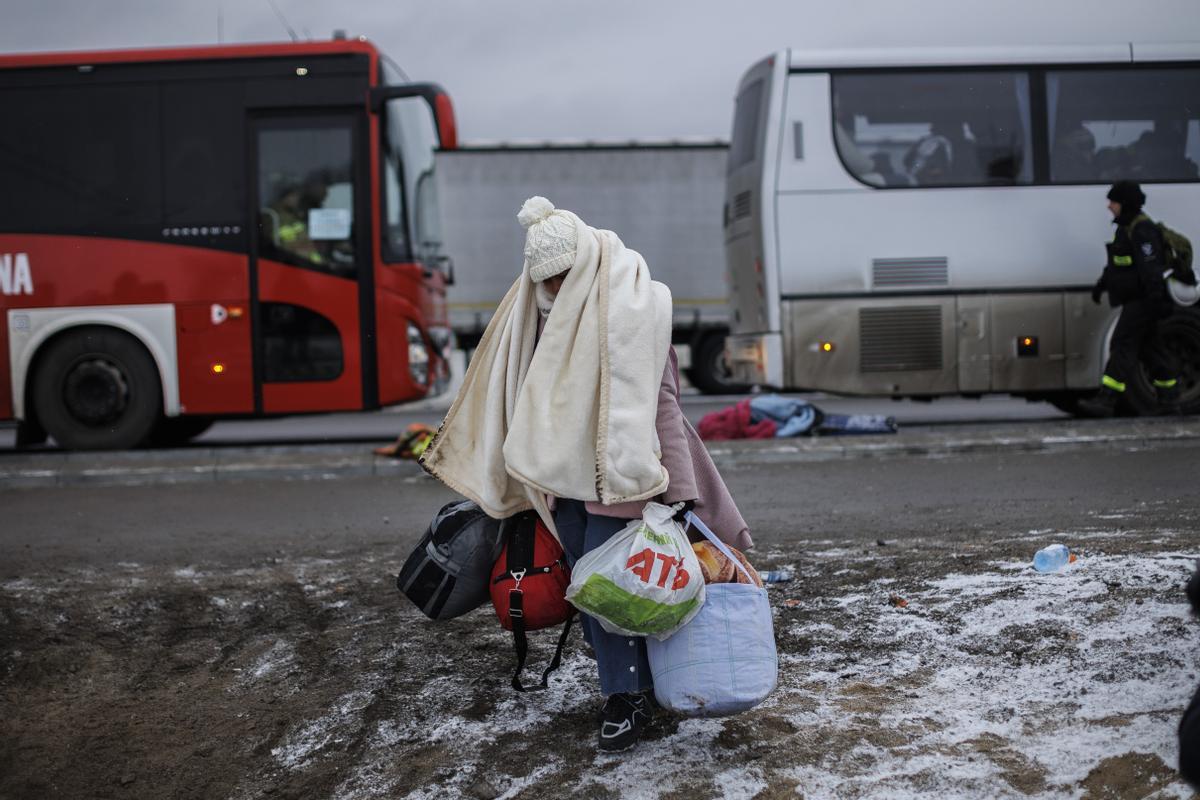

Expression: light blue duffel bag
xmin=646 ymin=512 xmax=778 ymax=717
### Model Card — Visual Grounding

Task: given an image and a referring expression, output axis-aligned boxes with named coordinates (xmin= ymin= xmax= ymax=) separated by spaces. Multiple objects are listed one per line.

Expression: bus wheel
xmin=32 ymin=327 xmax=163 ymax=451
xmin=688 ymin=333 xmax=748 ymax=395
xmin=1124 ymin=310 xmax=1200 ymax=416
xmin=148 ymin=416 xmax=215 ymax=448
xmin=1160 ymin=311 xmax=1200 ymax=415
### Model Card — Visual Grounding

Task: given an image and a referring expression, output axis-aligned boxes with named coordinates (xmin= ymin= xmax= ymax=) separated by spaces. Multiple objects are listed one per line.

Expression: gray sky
xmin=3 ymin=0 xmax=1198 ymax=142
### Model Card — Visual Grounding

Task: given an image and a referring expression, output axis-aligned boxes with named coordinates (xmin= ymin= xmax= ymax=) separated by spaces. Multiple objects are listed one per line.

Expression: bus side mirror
xmin=369 ymin=82 xmax=458 ymax=150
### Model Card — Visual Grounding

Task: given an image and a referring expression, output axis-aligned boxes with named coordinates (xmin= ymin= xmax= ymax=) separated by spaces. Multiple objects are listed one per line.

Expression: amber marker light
xmin=211 ymin=363 xmax=226 ymax=375
xmin=820 ymin=341 xmax=835 ymax=353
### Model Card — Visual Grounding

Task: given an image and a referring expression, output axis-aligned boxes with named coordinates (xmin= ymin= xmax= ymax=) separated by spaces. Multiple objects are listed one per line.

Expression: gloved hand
xmin=1091 ymin=280 xmax=1105 ymax=305
xmin=670 ymin=499 xmax=696 ymax=522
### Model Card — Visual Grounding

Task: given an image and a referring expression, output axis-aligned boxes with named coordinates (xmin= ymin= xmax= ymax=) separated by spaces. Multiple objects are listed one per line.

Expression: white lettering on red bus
xmin=0 ymin=253 xmax=34 ymax=296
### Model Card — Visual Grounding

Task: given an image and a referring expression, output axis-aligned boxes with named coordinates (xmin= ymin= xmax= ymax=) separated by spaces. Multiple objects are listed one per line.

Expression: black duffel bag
xmin=397 ymin=499 xmax=505 ymax=620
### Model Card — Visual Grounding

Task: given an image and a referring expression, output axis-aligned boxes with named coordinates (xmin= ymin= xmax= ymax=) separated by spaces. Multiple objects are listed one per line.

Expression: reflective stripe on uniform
xmin=1102 ymin=374 xmax=1127 ymax=392
xmin=1153 ymin=378 xmax=1178 ymax=388
xmin=1111 ymin=255 xmax=1133 ymax=266
xmin=279 ymin=221 xmax=305 ymax=243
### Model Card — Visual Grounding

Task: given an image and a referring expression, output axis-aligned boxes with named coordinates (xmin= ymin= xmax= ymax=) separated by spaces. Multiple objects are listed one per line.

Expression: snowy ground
xmin=2 ymin=521 xmax=1198 ymax=799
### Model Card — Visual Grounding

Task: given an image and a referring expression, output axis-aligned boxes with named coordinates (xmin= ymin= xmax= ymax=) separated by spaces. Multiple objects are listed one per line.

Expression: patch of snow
xmin=771 ymin=548 xmax=1200 ymax=799
xmin=247 ymin=641 xmax=295 ymax=681
xmin=272 ymin=688 xmax=376 ymax=770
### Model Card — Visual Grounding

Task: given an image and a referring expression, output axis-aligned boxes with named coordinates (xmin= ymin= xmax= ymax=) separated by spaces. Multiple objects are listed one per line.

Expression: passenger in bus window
xmin=1079 ymin=181 xmax=1180 ymax=417
xmin=1051 ymin=126 xmax=1097 ymax=182
xmin=1130 ymin=119 xmax=1200 ymax=182
xmin=903 ymin=121 xmax=962 ymax=185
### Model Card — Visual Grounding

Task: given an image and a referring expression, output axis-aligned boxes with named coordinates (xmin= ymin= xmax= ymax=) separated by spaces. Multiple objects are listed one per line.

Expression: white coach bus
xmin=724 ymin=44 xmax=1200 ymax=415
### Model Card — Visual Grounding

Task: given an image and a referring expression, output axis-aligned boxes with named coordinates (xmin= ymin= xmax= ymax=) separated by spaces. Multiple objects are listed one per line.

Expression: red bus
xmin=0 ymin=37 xmax=457 ymax=450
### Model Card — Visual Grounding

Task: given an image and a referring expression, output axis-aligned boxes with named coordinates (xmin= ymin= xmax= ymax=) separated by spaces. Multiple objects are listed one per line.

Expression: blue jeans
xmin=554 ymin=499 xmax=652 ymax=697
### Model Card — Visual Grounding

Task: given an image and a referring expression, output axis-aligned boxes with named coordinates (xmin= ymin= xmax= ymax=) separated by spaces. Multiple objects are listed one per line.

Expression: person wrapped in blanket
xmin=420 ymin=197 xmax=752 ymax=753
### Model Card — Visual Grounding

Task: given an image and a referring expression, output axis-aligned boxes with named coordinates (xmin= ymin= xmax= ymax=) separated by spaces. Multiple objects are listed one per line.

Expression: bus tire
xmin=688 ymin=332 xmax=748 ymax=395
xmin=32 ymin=327 xmax=163 ymax=451
xmin=148 ymin=416 xmax=215 ymax=448
xmin=1122 ymin=309 xmax=1200 ymax=417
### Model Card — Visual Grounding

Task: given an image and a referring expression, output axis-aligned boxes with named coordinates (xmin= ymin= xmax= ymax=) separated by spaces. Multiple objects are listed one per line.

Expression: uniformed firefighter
xmin=1079 ymin=181 xmax=1179 ymax=417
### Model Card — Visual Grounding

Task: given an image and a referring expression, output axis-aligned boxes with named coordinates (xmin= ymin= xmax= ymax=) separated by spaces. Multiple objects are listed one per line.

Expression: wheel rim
xmin=706 ymin=343 xmax=735 ymax=388
xmin=62 ymin=357 xmax=130 ymax=426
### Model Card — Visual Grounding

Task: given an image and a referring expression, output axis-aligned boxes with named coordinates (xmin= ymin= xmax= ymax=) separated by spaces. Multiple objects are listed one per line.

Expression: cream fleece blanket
xmin=421 ymin=213 xmax=672 ymax=536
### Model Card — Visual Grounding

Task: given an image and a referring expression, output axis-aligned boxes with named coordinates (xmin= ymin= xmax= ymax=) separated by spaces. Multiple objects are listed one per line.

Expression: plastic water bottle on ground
xmin=1033 ymin=544 xmax=1072 ymax=573
xmin=759 ymin=569 xmax=794 ymax=583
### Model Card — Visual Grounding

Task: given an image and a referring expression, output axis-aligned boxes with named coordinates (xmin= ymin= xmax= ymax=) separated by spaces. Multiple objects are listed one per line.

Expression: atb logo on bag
xmin=626 ymin=548 xmax=691 ymax=590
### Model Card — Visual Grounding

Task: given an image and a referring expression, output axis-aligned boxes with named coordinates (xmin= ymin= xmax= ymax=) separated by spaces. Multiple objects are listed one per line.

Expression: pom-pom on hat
xmin=518 ymin=196 xmax=578 ymax=282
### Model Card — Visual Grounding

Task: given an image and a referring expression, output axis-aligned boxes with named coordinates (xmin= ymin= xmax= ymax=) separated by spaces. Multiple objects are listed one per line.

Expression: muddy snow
xmin=2 ymin=524 xmax=1197 ymax=799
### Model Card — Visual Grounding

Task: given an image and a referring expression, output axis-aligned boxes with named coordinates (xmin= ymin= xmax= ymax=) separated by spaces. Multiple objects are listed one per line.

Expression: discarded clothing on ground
xmin=695 ymin=399 xmax=777 ymax=440
xmin=374 ymin=423 xmax=436 ymax=459
xmin=697 ymin=394 xmax=897 ymax=441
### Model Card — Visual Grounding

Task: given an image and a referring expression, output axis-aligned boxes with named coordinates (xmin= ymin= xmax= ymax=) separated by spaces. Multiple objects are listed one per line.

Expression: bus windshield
xmin=381 ymin=95 xmax=444 ymax=266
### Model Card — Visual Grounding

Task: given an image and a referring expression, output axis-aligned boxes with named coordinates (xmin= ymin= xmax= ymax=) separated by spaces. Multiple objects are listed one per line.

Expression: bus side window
xmin=831 ymin=71 xmax=1033 ymax=188
xmin=164 ymin=82 xmax=244 ymax=230
xmin=1047 ymin=68 xmax=1200 ymax=184
xmin=0 ymin=83 xmax=162 ymax=232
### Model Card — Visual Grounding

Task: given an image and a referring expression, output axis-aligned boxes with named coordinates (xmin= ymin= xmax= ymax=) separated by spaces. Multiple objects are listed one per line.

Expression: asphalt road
xmin=1 ymin=440 xmax=1189 ymax=578
xmin=0 ymin=393 xmax=1069 ymax=452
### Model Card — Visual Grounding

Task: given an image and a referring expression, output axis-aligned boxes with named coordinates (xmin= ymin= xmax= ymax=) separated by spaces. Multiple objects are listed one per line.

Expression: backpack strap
xmin=510 ymin=600 xmax=576 ymax=692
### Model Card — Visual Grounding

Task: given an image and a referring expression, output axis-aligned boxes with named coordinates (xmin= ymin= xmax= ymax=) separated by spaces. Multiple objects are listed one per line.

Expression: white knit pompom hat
xmin=518 ymin=196 xmax=578 ymax=282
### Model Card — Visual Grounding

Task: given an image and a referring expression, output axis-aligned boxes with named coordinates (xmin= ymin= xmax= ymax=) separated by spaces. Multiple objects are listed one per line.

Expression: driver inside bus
xmin=267 ymin=179 xmax=328 ymax=267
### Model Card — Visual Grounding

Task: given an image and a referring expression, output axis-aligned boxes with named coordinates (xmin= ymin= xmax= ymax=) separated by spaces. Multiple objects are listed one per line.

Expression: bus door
xmin=249 ymin=113 xmax=372 ymax=414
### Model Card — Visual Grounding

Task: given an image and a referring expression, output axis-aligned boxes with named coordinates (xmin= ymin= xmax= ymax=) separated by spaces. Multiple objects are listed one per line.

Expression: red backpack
xmin=490 ymin=512 xmax=575 ymax=691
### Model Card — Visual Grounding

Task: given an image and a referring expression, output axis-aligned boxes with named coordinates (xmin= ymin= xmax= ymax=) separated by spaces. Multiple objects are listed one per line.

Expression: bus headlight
xmin=407 ymin=322 xmax=430 ymax=386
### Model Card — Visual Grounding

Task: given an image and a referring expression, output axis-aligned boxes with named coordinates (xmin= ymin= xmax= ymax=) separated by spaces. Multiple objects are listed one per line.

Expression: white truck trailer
xmin=435 ymin=141 xmax=740 ymax=393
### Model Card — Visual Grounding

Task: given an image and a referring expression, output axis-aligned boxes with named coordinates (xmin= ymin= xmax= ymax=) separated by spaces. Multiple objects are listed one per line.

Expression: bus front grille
xmin=872 ymin=257 xmax=949 ymax=288
xmin=859 ymin=307 xmax=943 ymax=373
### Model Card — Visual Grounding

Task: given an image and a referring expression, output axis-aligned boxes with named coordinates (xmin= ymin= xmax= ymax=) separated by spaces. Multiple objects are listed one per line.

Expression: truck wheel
xmin=148 ymin=416 xmax=214 ymax=447
xmin=32 ymin=327 xmax=162 ymax=450
xmin=688 ymin=333 xmax=748 ymax=395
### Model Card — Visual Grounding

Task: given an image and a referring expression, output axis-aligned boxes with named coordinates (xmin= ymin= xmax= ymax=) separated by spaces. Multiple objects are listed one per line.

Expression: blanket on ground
xmin=421 ymin=215 xmax=673 ymax=536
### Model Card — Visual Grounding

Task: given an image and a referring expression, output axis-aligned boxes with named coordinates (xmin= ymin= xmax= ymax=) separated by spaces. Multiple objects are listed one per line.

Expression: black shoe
xmin=1078 ymin=387 xmax=1120 ymax=418
xmin=598 ymin=692 xmax=651 ymax=752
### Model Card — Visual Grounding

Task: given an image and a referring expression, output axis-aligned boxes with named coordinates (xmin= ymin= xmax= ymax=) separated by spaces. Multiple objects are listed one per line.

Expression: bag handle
xmin=683 ymin=511 xmax=756 ymax=585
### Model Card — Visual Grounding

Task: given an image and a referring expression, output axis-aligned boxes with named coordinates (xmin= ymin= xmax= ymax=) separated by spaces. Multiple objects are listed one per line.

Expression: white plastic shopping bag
xmin=565 ymin=502 xmax=706 ymax=640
